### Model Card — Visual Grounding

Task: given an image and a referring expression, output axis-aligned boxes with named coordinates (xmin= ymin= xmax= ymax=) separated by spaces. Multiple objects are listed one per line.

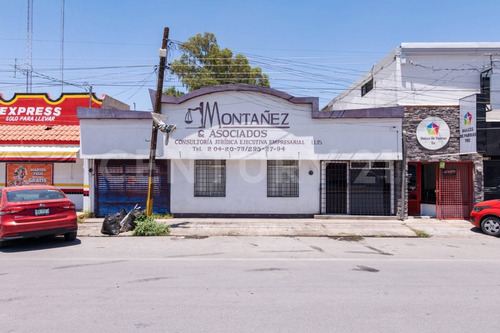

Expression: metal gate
xmin=437 ymin=162 xmax=472 ymax=219
xmin=350 ymin=162 xmax=391 ymax=216
xmin=324 ymin=161 xmax=392 ymax=216
xmin=95 ymin=159 xmax=169 ymax=217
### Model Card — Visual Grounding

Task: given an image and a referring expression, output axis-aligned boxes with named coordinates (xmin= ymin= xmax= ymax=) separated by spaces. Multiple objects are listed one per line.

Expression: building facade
xmin=78 ymin=43 xmax=500 ymax=220
xmin=78 ymin=85 xmax=403 ymax=217
xmin=0 ymin=93 xmax=103 ymax=210
xmin=323 ymin=42 xmax=500 ymax=219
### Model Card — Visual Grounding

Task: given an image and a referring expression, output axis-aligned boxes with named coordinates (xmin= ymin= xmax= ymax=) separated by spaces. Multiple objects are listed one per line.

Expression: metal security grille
xmin=267 ymin=160 xmax=299 ymax=197
xmin=96 ymin=159 xmax=169 ymax=217
xmin=325 ymin=162 xmax=347 ymax=214
xmin=437 ymin=162 xmax=472 ymax=219
xmin=194 ymin=160 xmax=226 ymax=197
xmin=350 ymin=162 xmax=391 ymax=216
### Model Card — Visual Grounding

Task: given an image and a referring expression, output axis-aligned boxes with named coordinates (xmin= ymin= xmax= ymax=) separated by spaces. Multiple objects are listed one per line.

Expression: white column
xmin=82 ymin=158 xmax=95 ymax=214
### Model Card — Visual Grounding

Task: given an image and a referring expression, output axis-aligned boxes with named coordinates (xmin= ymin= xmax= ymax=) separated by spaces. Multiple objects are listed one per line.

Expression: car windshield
xmin=6 ymin=189 xmax=65 ymax=202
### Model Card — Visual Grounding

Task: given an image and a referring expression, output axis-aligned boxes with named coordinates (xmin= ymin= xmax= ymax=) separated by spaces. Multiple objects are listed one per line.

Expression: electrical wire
xmin=2 ymin=43 xmax=500 ymax=113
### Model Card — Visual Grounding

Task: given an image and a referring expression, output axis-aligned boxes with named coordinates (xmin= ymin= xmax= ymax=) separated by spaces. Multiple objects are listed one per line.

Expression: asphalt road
xmin=1 ymin=235 xmax=500 ymax=332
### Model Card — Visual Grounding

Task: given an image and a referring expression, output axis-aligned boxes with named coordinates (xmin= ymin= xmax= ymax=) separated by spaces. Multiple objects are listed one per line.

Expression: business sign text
xmin=6 ymin=163 xmax=53 ymax=187
xmin=459 ymin=95 xmax=477 ymax=154
xmin=170 ymin=100 xmax=316 ymax=156
xmin=0 ymin=93 xmax=102 ymax=125
xmin=416 ymin=117 xmax=450 ymax=150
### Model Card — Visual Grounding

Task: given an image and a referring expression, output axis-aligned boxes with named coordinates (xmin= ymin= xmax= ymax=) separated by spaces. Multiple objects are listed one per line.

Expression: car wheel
xmin=64 ymin=231 xmax=77 ymax=242
xmin=481 ymin=217 xmax=500 ymax=236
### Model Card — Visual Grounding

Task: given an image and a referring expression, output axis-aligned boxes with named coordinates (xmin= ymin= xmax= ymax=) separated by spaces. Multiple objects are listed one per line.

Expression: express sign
xmin=0 ymin=93 xmax=102 ymax=125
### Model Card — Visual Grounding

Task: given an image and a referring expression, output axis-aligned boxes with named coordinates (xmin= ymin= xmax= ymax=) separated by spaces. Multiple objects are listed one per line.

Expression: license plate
xmin=35 ymin=208 xmax=50 ymax=216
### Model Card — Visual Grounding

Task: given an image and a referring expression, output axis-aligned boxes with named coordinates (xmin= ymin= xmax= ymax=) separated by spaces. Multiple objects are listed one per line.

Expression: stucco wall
xmin=53 ymin=160 xmax=84 ymax=210
xmin=80 ymin=118 xmax=155 ymax=160
xmin=0 ymin=163 xmax=5 ymax=187
xmin=170 ymin=159 xmax=320 ymax=216
xmin=160 ymin=90 xmax=402 ymax=161
xmin=327 ymin=51 xmax=494 ymax=111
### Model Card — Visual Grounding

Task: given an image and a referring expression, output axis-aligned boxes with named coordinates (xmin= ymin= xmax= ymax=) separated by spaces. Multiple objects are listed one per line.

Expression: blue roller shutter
xmin=95 ymin=159 xmax=169 ymax=217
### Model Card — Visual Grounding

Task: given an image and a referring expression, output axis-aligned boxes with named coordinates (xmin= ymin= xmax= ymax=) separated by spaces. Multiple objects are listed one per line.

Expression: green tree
xmin=170 ymin=32 xmax=270 ymax=91
xmin=163 ymin=86 xmax=184 ymax=97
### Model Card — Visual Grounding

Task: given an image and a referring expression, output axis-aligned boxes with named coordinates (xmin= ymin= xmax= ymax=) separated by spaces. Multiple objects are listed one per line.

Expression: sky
xmin=1 ymin=0 xmax=500 ymax=110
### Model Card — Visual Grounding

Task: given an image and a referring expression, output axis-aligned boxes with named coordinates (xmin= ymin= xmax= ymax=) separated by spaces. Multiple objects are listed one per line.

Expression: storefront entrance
xmin=325 ymin=163 xmax=347 ymax=214
xmin=407 ymin=162 xmax=472 ymax=219
xmin=95 ymin=159 xmax=170 ymax=217
xmin=324 ymin=161 xmax=392 ymax=216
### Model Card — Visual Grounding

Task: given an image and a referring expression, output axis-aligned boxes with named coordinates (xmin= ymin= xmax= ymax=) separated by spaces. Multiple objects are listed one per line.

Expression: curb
xmin=76 ymin=219 xmax=476 ymax=238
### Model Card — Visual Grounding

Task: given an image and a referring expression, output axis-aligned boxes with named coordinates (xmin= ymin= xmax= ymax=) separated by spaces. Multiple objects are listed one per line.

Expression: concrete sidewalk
xmin=77 ymin=216 xmax=480 ymax=238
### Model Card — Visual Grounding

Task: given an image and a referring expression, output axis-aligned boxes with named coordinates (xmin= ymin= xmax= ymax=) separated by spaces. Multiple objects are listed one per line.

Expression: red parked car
xmin=470 ymin=199 xmax=500 ymax=236
xmin=0 ymin=185 xmax=78 ymax=247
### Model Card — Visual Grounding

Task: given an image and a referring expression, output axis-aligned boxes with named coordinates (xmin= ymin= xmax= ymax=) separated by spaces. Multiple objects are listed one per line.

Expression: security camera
xmin=151 ymin=113 xmax=176 ymax=133
xmin=150 ymin=112 xmax=176 ymax=145
xmin=151 ymin=113 xmax=169 ymax=132
xmin=163 ymin=124 xmax=176 ymax=133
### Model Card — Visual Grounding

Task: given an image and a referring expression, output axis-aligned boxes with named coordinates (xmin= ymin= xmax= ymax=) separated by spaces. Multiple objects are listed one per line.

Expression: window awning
xmin=0 ymin=146 xmax=79 ymax=162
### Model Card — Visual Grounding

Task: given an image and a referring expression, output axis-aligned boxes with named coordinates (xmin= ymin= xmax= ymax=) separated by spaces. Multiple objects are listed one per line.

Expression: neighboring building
xmin=480 ymin=99 xmax=500 ymax=200
xmin=78 ymin=84 xmax=403 ymax=217
xmin=0 ymin=93 xmax=126 ymax=210
xmin=323 ymin=42 xmax=500 ymax=219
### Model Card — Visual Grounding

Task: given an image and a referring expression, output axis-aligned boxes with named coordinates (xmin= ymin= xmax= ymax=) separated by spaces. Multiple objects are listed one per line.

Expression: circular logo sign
xmin=416 ymin=117 xmax=450 ymax=150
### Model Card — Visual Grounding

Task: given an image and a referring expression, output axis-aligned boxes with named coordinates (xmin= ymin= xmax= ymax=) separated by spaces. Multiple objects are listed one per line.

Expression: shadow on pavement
xmin=469 ymin=227 xmax=484 ymax=234
xmin=168 ymin=221 xmax=191 ymax=228
xmin=0 ymin=236 xmax=81 ymax=253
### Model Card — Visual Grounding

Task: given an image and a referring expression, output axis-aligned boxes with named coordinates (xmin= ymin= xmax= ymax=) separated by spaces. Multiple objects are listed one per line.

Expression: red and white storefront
xmin=0 ymin=93 xmax=103 ymax=210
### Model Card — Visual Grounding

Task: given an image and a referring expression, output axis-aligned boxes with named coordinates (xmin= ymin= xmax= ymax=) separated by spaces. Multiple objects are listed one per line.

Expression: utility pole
xmin=60 ymin=0 xmax=65 ymax=93
xmin=146 ymin=27 xmax=169 ymax=216
xmin=26 ymin=0 xmax=33 ymax=93
xmin=88 ymin=84 xmax=93 ymax=107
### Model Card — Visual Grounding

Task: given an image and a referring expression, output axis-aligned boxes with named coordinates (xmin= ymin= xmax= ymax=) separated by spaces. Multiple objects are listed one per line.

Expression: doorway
xmin=407 ymin=162 xmax=472 ymax=219
xmin=408 ymin=163 xmax=437 ymax=216
xmin=95 ymin=159 xmax=170 ymax=217
xmin=324 ymin=161 xmax=392 ymax=215
xmin=325 ymin=162 xmax=347 ymax=214
xmin=437 ymin=163 xmax=473 ymax=219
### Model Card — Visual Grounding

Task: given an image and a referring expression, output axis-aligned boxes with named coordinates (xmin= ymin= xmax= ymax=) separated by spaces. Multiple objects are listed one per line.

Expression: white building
xmin=324 ymin=42 xmax=500 ymax=115
xmin=324 ymin=42 xmax=500 ymax=219
xmin=78 ymin=85 xmax=403 ymax=217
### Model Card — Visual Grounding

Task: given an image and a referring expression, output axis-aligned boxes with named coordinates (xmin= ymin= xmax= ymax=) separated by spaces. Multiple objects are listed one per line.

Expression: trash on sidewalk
xmin=101 ymin=204 xmax=143 ymax=235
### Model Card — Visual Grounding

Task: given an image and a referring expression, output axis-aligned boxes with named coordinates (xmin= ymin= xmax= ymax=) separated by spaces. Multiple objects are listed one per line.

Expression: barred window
xmin=267 ymin=160 xmax=299 ymax=197
xmin=194 ymin=160 xmax=226 ymax=197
